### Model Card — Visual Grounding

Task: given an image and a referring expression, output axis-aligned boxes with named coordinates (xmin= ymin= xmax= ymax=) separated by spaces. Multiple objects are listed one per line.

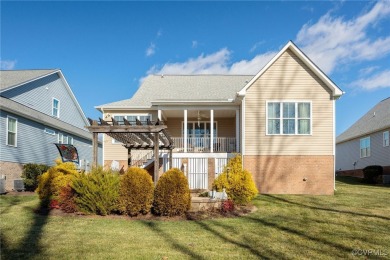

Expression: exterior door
xmin=188 ymin=158 xmax=208 ymax=189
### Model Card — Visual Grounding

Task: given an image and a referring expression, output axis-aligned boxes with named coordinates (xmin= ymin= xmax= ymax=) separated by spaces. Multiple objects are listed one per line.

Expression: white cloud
xmin=143 ymin=1 xmax=390 ymax=88
xmin=0 ymin=59 xmax=17 ymax=70
xmin=148 ymin=48 xmax=231 ymax=74
xmin=296 ymin=1 xmax=390 ymax=74
xmin=192 ymin=40 xmax=198 ymax=48
xmin=157 ymin=29 xmax=162 ymax=38
xmin=146 ymin=48 xmax=275 ymax=75
xmin=146 ymin=42 xmax=156 ymax=57
xmin=249 ymin=41 xmax=265 ymax=53
xmin=359 ymin=66 xmax=379 ymax=76
xmin=350 ymin=70 xmax=390 ymax=90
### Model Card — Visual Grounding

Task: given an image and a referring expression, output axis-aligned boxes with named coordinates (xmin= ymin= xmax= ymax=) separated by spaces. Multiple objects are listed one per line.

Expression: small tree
xmin=22 ymin=163 xmax=50 ymax=191
xmin=213 ymin=154 xmax=258 ymax=204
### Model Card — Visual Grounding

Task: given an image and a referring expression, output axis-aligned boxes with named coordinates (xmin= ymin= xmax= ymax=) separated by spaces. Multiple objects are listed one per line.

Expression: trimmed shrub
xmin=362 ymin=165 xmax=383 ymax=184
xmin=221 ymin=199 xmax=235 ymax=213
xmin=58 ymin=184 xmax=78 ymax=213
xmin=153 ymin=168 xmax=191 ymax=216
xmin=118 ymin=167 xmax=154 ymax=216
xmin=21 ymin=163 xmax=50 ymax=191
xmin=72 ymin=167 xmax=119 ymax=216
xmin=212 ymin=154 xmax=258 ymax=204
xmin=36 ymin=159 xmax=78 ymax=205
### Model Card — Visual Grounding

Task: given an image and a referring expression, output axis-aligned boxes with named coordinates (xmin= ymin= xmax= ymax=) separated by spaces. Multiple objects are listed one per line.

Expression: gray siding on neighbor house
xmin=336 ymin=129 xmax=390 ymax=171
xmin=0 ymin=111 xmax=102 ymax=167
xmin=1 ymin=73 xmax=87 ymax=130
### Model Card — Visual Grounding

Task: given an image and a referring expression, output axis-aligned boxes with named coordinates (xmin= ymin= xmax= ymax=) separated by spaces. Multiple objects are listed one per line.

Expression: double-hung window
xmin=360 ymin=137 xmax=370 ymax=158
xmin=58 ymin=133 xmax=73 ymax=145
xmin=7 ymin=116 xmax=17 ymax=147
xmin=52 ymin=98 xmax=60 ymax=117
xmin=384 ymin=131 xmax=389 ymax=147
xmin=267 ymin=101 xmax=311 ymax=135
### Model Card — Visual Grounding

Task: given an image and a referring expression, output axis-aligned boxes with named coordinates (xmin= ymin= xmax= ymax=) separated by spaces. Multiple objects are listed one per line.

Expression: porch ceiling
xmin=163 ymin=109 xmax=236 ymax=118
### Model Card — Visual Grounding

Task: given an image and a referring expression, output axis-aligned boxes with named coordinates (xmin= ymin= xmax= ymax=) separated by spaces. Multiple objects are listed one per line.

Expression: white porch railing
xmin=171 ymin=137 xmax=236 ymax=153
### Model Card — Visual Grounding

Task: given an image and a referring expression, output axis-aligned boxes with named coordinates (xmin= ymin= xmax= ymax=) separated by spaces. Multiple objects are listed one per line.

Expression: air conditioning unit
xmin=0 ymin=178 xmax=6 ymax=194
xmin=14 ymin=179 xmax=25 ymax=192
xmin=383 ymin=175 xmax=390 ymax=184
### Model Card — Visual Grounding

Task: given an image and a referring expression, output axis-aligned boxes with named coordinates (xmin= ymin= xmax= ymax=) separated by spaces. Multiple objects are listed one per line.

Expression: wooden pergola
xmin=86 ymin=117 xmax=174 ymax=184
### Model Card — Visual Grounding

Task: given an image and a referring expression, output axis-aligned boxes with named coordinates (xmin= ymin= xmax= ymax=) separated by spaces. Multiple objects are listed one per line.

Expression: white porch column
xmin=210 ymin=110 xmax=214 ymax=152
xmin=184 ymin=110 xmax=188 ymax=153
xmin=158 ymin=109 xmax=162 ymax=121
xmin=236 ymin=109 xmax=240 ymax=153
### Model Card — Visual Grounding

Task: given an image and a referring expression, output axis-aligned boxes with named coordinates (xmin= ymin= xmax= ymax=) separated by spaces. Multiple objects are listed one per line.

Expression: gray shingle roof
xmin=336 ymin=97 xmax=390 ymax=144
xmin=0 ymin=69 xmax=58 ymax=91
xmin=96 ymin=74 xmax=254 ymax=108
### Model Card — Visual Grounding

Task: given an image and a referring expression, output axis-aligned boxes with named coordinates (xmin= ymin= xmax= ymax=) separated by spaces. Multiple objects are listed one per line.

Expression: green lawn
xmin=1 ymin=177 xmax=389 ymax=260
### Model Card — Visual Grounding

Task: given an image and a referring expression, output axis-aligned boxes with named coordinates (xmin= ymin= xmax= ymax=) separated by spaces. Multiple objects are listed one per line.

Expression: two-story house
xmin=96 ymin=41 xmax=343 ymax=195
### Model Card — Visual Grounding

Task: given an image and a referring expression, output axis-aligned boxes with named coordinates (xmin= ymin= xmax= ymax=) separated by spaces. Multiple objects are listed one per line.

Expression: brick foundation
xmin=0 ymin=161 xmax=24 ymax=191
xmin=243 ymin=155 xmax=334 ymax=195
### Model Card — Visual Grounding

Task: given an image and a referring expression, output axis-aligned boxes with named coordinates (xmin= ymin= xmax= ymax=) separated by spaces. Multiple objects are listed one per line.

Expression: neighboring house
xmin=336 ymin=97 xmax=390 ymax=177
xmin=0 ymin=69 xmax=102 ymax=191
xmin=96 ymin=41 xmax=343 ymax=195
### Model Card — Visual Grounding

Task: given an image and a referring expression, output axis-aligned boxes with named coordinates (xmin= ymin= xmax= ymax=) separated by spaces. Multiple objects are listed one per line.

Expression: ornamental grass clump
xmin=72 ymin=167 xmax=119 ymax=216
xmin=118 ymin=167 xmax=154 ymax=216
xmin=212 ymin=154 xmax=258 ymax=204
xmin=36 ymin=159 xmax=79 ymax=206
xmin=153 ymin=168 xmax=191 ymax=217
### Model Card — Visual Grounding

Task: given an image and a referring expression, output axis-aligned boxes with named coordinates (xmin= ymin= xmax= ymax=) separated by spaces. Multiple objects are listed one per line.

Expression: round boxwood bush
xmin=153 ymin=168 xmax=191 ymax=216
xmin=213 ymin=154 xmax=258 ymax=204
xmin=118 ymin=167 xmax=154 ymax=216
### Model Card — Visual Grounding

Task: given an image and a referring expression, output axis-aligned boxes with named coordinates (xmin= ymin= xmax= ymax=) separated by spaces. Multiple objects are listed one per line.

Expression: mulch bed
xmin=4 ymin=191 xmax=257 ymax=221
xmin=42 ymin=204 xmax=257 ymax=221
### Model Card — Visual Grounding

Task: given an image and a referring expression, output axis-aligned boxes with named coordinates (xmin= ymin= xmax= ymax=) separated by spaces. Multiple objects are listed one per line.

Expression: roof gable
xmin=237 ymin=41 xmax=343 ymax=98
xmin=336 ymin=97 xmax=390 ymax=144
xmin=1 ymin=69 xmax=90 ymax=128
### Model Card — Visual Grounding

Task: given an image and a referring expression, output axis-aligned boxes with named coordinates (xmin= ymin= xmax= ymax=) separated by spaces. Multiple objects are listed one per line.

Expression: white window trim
xmin=360 ymin=136 xmax=371 ymax=158
xmin=58 ymin=133 xmax=64 ymax=144
xmin=44 ymin=128 xmax=56 ymax=135
xmin=265 ymin=100 xmax=312 ymax=136
xmin=52 ymin=98 xmax=60 ymax=118
xmin=68 ymin=136 xmax=74 ymax=145
xmin=384 ymin=131 xmax=389 ymax=147
xmin=111 ymin=114 xmax=152 ymax=144
xmin=6 ymin=116 xmax=18 ymax=147
xmin=58 ymin=133 xmax=73 ymax=145
xmin=181 ymin=121 xmax=218 ymax=137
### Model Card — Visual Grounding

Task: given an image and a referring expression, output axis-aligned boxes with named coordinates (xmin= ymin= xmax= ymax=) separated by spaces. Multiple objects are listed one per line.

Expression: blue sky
xmin=1 ymin=1 xmax=389 ymax=136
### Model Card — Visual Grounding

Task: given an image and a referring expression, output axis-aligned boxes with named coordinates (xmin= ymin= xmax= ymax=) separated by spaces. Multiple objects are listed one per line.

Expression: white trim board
xmin=237 ymin=41 xmax=344 ymax=98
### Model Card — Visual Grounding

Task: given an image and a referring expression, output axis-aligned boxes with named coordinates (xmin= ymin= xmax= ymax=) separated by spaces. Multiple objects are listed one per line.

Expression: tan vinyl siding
xmin=166 ymin=117 xmax=235 ymax=137
xmin=245 ymin=49 xmax=334 ymax=156
xmin=102 ymin=110 xmax=157 ymax=161
xmin=103 ymin=134 xmax=127 ymax=161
